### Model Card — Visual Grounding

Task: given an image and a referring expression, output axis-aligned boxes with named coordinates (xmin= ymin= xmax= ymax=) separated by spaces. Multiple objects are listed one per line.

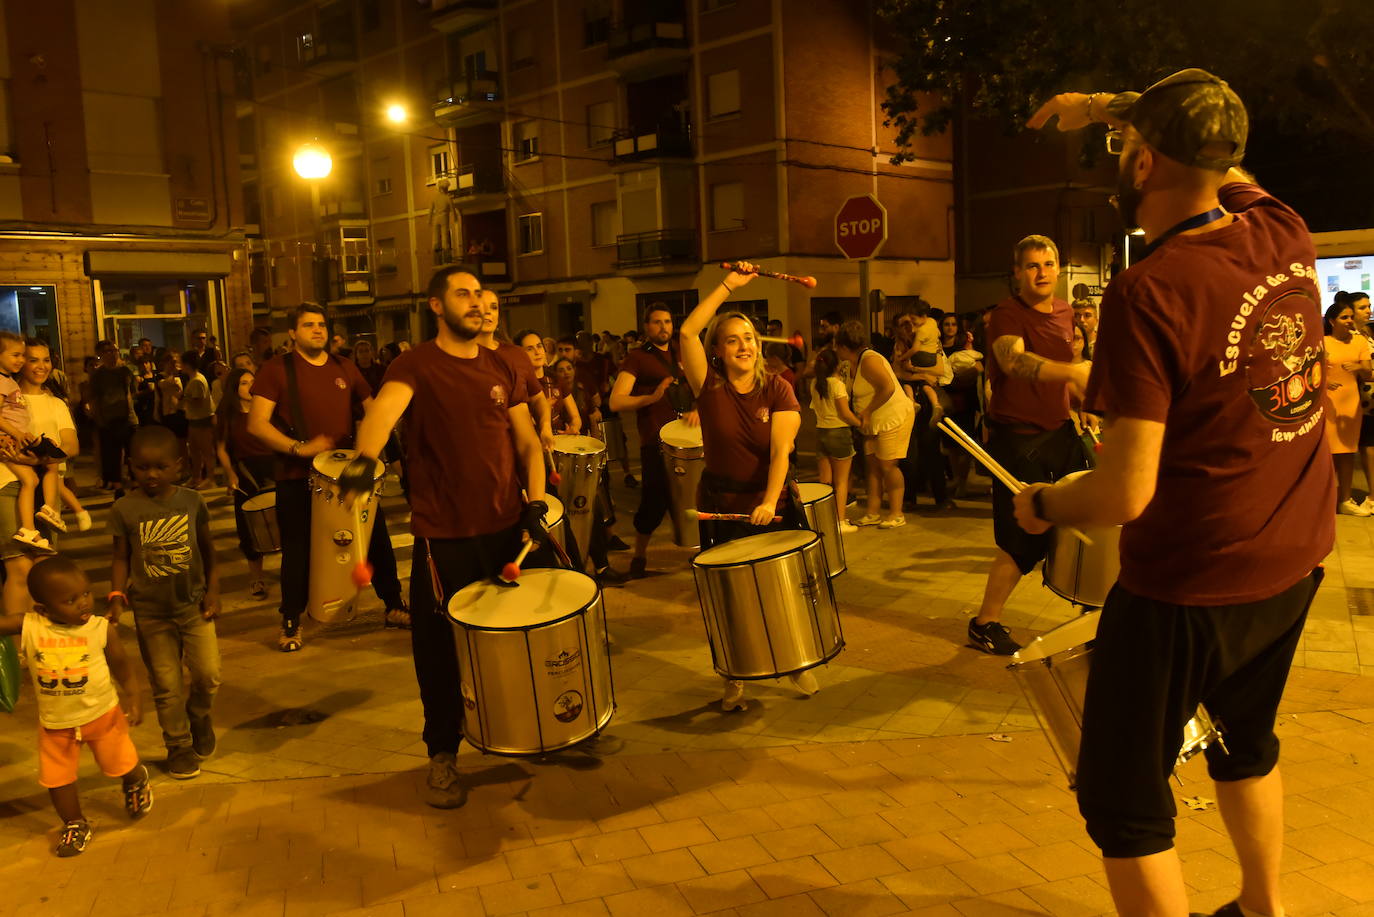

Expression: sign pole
xmin=859 ymin=258 xmax=871 ymax=344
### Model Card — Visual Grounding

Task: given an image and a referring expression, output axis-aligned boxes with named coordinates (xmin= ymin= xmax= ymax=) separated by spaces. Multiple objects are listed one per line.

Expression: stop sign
xmin=834 ymin=194 xmax=888 ymax=260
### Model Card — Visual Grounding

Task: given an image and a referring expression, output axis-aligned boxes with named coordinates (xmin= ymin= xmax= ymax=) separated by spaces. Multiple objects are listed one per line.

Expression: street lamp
xmin=293 ymin=141 xmax=332 ymax=180
xmin=385 ymin=103 xmax=408 ymax=125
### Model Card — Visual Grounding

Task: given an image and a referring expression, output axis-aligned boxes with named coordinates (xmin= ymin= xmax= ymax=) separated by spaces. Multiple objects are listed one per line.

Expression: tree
xmin=877 ymin=0 xmax=1374 ymax=163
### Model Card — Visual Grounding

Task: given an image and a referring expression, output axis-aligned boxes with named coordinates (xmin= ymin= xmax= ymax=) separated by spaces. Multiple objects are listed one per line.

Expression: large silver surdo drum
xmin=1042 ymin=472 xmax=1122 ymax=607
xmin=797 ymin=482 xmax=845 ymax=578
xmin=447 ymin=569 xmax=615 ymax=755
xmin=599 ymin=413 xmax=626 ymax=465
xmin=307 ymin=449 xmax=383 ymax=623
xmin=660 ymin=419 xmax=704 ymax=549
xmin=691 ymin=530 xmax=844 ymax=680
xmin=543 ymin=493 xmax=566 ymax=550
xmin=550 ymin=434 xmax=607 ymax=564
xmin=1008 ymin=611 xmax=1221 ymax=788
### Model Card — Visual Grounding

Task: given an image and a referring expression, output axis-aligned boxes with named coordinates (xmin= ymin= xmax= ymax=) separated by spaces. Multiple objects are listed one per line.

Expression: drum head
xmin=545 ymin=494 xmax=565 ymax=527
xmin=1011 ymin=610 xmax=1100 ymax=664
xmin=448 ymin=568 xmax=598 ymax=629
xmin=312 ymin=449 xmax=383 ymax=481
xmin=659 ymin=419 xmax=703 ymax=449
xmin=242 ymin=491 xmax=277 ymax=512
xmin=694 ymin=529 xmax=818 ymax=567
xmin=796 ymin=483 xmax=833 ymax=505
xmin=552 ymin=435 xmax=605 ymax=456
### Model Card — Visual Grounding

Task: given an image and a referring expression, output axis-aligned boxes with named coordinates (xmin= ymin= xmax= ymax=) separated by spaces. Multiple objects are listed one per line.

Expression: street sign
xmin=834 ymin=194 xmax=888 ymax=260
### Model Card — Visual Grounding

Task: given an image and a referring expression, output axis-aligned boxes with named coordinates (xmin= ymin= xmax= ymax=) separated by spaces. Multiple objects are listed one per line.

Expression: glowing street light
xmin=292 ymin=141 xmax=332 ymax=180
xmin=385 ymin=103 xmax=408 ymax=125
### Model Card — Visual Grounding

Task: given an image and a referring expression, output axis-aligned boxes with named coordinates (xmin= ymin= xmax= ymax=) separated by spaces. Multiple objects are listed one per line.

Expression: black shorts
xmin=633 ymin=444 xmax=671 ymax=536
xmin=1076 ymin=570 xmax=1322 ymax=858
xmin=1361 ymin=412 xmax=1374 ymax=448
xmin=988 ymin=422 xmax=1086 ymax=574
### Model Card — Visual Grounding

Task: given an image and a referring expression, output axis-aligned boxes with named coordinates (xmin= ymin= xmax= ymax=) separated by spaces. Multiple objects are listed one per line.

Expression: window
xmin=376 ymin=237 xmax=397 ymax=274
xmin=341 ymin=226 xmax=370 ymax=274
xmin=587 ymin=101 xmax=615 ymax=147
xmin=584 ymin=0 xmax=611 ymax=46
xmin=518 ymin=212 xmax=544 ymax=255
xmin=591 ymin=201 xmax=617 ymax=247
xmin=429 ymin=143 xmax=451 ymax=181
xmin=514 ymin=121 xmax=539 ymax=162
xmin=710 ymin=182 xmax=744 ymax=231
xmin=255 ymin=43 xmax=273 ymax=76
xmin=270 ymin=258 xmax=283 ymax=288
xmin=707 ymin=70 xmax=741 ymax=119
xmin=373 ymin=157 xmax=392 ymax=196
xmin=375 ymin=177 xmax=392 ymax=196
xmin=509 ymin=28 xmax=534 ymax=68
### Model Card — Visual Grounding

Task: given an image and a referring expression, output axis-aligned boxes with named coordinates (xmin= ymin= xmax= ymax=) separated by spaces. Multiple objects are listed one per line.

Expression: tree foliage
xmin=877 ymin=0 xmax=1374 ymax=164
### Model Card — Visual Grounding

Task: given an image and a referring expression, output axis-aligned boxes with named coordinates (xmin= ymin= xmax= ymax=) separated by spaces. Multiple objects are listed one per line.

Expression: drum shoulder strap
xmin=282 ymin=353 xmax=310 ymax=440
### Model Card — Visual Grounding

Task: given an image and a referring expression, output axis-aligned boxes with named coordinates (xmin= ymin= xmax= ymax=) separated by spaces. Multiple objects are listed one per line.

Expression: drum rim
xmin=446 ymin=573 xmax=602 ymax=631
xmin=795 ymin=482 xmax=835 ymax=502
xmin=551 ymin=434 xmax=606 ymax=454
xmin=691 ymin=529 xmax=821 ymax=568
xmin=242 ymin=490 xmax=278 ymax=509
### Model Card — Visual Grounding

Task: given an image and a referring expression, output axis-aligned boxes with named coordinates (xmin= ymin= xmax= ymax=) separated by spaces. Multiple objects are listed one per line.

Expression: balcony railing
xmin=429 ymin=0 xmax=498 ymax=33
xmin=615 ymin=229 xmax=697 ymax=269
xmin=297 ymin=33 xmax=356 ymax=71
xmin=452 ymin=163 xmax=504 ymax=198
xmin=318 ymin=200 xmax=367 ymax=220
xmin=432 ymin=73 xmax=502 ymax=127
xmin=607 ymin=18 xmax=689 ymax=62
xmin=611 ymin=123 xmax=692 ymax=162
xmin=457 ymin=259 xmax=509 ymax=282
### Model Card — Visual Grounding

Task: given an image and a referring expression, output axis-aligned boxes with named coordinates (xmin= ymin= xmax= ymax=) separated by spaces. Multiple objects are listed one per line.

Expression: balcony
xmin=457 ymin=259 xmax=509 ymax=284
xmin=611 ymin=122 xmax=692 ymax=164
xmin=328 ymin=273 xmax=374 ymax=307
xmin=433 ymin=73 xmax=502 ymax=128
xmin=429 ymin=0 xmax=498 ymax=33
xmin=449 ymin=163 xmax=505 ymax=212
xmin=296 ymin=32 xmax=356 ymax=77
xmin=607 ymin=18 xmax=689 ymax=79
xmin=318 ymin=200 xmax=367 ymax=221
xmin=615 ymin=229 xmax=698 ymax=272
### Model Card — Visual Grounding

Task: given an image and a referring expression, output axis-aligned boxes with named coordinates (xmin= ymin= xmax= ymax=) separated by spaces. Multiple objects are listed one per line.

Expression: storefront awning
xmin=86 ymin=250 xmax=232 ymax=278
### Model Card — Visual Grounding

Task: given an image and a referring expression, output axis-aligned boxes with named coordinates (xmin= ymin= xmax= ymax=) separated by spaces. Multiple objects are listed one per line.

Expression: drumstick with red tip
xmin=720 ymin=262 xmax=818 ymax=289
xmin=687 ymin=509 xmax=783 ymax=523
xmin=500 ymin=541 xmax=535 ymax=583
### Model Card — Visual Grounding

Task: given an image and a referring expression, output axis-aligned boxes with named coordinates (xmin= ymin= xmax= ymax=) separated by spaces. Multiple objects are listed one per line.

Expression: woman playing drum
xmin=515 ymin=330 xmax=581 ymax=435
xmin=680 ymin=262 xmax=817 ymax=709
xmin=215 ymin=367 xmax=275 ymax=600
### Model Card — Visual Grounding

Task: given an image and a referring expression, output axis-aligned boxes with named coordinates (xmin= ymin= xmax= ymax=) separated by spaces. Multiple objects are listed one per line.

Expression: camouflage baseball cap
xmin=1106 ymin=68 xmax=1248 ymax=171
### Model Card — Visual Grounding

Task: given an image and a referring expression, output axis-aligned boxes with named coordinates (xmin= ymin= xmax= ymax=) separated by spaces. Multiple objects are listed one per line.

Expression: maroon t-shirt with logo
xmin=696 ymin=374 xmax=800 ymax=514
xmin=619 ymin=343 xmax=682 ymax=446
xmin=251 ymin=353 xmax=371 ymax=480
xmin=384 ymin=341 xmax=527 ymax=539
xmin=1085 ymin=183 xmax=1334 ymax=605
xmin=493 ymin=341 xmax=537 ymax=404
xmin=987 ymin=295 xmax=1074 ymax=431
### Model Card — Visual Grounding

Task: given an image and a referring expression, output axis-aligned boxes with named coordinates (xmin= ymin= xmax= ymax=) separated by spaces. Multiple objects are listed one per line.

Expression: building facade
xmin=0 ymin=0 xmax=251 ymax=378
xmin=234 ymin=0 xmax=954 ymax=345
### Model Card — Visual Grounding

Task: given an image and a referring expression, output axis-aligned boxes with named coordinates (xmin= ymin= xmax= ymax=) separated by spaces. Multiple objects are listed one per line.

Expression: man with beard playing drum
xmin=1018 ymin=71 xmax=1332 ymax=917
xmin=337 ymin=266 xmax=547 ymax=808
xmin=681 ymin=262 xmax=817 ymax=711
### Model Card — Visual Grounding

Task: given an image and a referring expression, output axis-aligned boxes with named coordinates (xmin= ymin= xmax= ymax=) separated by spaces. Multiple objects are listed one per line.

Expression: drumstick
xmin=500 ymin=541 xmax=535 ymax=584
xmin=937 ymin=419 xmax=1094 ymax=546
xmin=719 ymin=261 xmax=818 ymax=289
xmin=687 ymin=509 xmax=783 ymax=522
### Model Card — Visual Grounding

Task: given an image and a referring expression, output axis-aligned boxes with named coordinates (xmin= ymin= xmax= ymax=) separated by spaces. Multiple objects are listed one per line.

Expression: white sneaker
xmin=75 ymin=510 xmax=92 ymax=532
xmin=721 ymin=679 xmax=747 ymax=712
xmin=838 ymin=522 xmax=859 ymax=534
xmin=1362 ymin=498 xmax=1374 ymax=515
xmin=1339 ymin=499 xmax=1371 ymax=517
xmin=789 ymin=670 xmax=820 ymax=696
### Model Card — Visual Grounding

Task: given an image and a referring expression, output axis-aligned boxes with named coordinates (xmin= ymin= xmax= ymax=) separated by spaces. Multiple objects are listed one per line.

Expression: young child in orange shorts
xmin=0 ymin=555 xmax=152 ymax=856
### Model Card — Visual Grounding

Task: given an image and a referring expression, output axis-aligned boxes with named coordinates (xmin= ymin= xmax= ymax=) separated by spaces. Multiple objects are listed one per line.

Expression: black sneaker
xmin=967 ymin=617 xmax=1021 ymax=656
xmin=56 ymin=820 xmax=91 ymax=857
xmin=596 ymin=567 xmax=628 ymax=586
xmin=124 ymin=771 xmax=154 ymax=818
xmin=166 ymin=746 xmax=201 ymax=779
xmin=624 ymin=474 xmax=639 ymax=488
xmin=607 ymin=535 xmax=630 ymax=552
xmin=629 ymin=556 xmax=647 ymax=579
xmin=190 ymin=716 xmax=216 ymax=759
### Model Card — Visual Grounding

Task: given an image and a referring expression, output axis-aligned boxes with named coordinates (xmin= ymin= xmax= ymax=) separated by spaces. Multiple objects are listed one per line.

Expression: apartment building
xmin=0 ymin=0 xmax=251 ymax=377
xmin=235 ymin=0 xmax=954 ymax=344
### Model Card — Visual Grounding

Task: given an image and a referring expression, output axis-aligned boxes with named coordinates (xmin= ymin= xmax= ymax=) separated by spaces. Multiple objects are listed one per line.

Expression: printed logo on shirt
xmin=490 ymin=384 xmax=508 ymax=406
xmin=755 ymin=407 xmax=770 ymax=424
xmin=1245 ymin=291 xmax=1324 ymax=426
xmin=31 ymin=644 xmax=91 ymax=695
xmin=139 ymin=513 xmax=193 ymax=577
xmin=334 ymin=377 xmax=348 ymax=390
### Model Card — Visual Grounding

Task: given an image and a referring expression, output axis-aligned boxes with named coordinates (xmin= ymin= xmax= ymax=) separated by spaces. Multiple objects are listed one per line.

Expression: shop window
xmin=518 ymin=213 xmax=544 ymax=255
xmin=0 ymin=286 xmax=62 ymax=368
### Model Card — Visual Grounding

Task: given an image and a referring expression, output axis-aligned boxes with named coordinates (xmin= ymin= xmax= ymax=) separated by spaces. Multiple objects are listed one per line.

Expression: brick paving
xmin=2 ymin=457 xmax=1373 ymax=916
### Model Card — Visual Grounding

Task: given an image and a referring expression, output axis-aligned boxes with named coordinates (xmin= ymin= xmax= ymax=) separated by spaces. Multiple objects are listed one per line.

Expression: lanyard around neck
xmin=1140 ymin=207 xmax=1228 ymax=259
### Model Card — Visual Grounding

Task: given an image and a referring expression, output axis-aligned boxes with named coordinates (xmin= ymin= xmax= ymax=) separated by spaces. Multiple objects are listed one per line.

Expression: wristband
xmin=721 ymin=281 xmax=735 ymax=294
xmin=1032 ymin=488 xmax=1051 ymax=523
xmin=289 ymin=440 xmax=302 ymax=456
xmin=107 ymin=591 xmax=127 ymax=602
xmin=1084 ymin=92 xmax=1103 ymax=122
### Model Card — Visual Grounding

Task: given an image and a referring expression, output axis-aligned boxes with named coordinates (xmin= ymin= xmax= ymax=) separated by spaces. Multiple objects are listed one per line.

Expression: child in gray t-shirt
xmin=107 ymin=426 xmax=221 ymax=781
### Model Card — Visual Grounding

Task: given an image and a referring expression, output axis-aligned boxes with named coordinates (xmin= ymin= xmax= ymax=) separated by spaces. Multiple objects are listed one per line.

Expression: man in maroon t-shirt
xmin=1018 ymin=71 xmax=1331 ymax=916
xmin=609 ymin=303 xmax=698 ymax=577
xmin=248 ymin=303 xmax=408 ymax=650
xmin=968 ymin=235 xmax=1091 ymax=656
xmin=347 ymin=266 xmax=546 ymax=809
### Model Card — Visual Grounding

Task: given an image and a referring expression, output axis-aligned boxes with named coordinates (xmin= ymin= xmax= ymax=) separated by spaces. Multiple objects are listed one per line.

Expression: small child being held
xmin=0 ymin=331 xmax=57 ymax=551
xmin=107 ymin=425 xmax=221 ymax=781
xmin=0 ymin=555 xmax=153 ymax=856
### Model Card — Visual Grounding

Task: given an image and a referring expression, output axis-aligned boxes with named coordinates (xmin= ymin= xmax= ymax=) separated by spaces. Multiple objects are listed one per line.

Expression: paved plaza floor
xmin=2 ymin=458 xmax=1373 ymax=916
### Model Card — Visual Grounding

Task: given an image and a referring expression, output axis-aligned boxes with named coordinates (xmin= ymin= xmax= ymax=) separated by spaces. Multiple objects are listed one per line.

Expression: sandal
xmin=37 ymin=505 xmax=67 ymax=532
xmin=278 ymin=622 xmax=303 ymax=652
xmin=384 ymin=606 xmax=412 ymax=630
xmin=13 ymin=529 xmax=56 ymax=554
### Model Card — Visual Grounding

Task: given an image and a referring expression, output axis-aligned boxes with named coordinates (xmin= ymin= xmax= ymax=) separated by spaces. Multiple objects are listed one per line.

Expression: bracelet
xmin=289 ymin=440 xmax=302 ymax=456
xmin=721 ymin=281 xmax=735 ymax=294
xmin=1032 ymin=488 xmax=1051 ymax=523
xmin=106 ymin=591 xmax=127 ymax=602
xmin=1085 ymin=92 xmax=1104 ymax=122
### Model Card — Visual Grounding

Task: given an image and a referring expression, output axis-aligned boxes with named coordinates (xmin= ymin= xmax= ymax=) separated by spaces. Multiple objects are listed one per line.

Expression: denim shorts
xmin=816 ymin=426 xmax=855 ymax=460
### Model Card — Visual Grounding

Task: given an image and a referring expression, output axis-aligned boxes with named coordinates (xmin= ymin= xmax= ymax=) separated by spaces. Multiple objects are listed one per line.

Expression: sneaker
xmin=722 ymin=679 xmax=747 ymax=712
xmin=166 ymin=746 xmax=201 ymax=779
xmin=384 ymin=604 xmax=412 ymax=630
xmin=249 ymin=580 xmax=268 ymax=600
xmin=838 ymin=522 xmax=859 ymax=534
xmin=967 ymin=617 xmax=1021 ymax=656
xmin=607 ymin=535 xmax=631 ymax=552
xmin=624 ymin=474 xmax=639 ymax=488
xmin=789 ymin=670 xmax=820 ymax=696
xmin=878 ymin=515 xmax=907 ymax=529
xmin=123 ymin=770 xmax=154 ymax=818
xmin=1340 ymin=499 xmax=1372 ymax=517
xmin=1363 ymin=497 xmax=1374 ymax=514
xmin=854 ymin=514 xmax=882 ymax=526
xmin=629 ymin=556 xmax=647 ymax=579
xmin=55 ymin=820 xmax=92 ymax=857
xmin=37 ymin=505 xmax=67 ymax=532
xmin=596 ymin=567 xmax=628 ymax=586
xmin=75 ymin=510 xmax=92 ymax=532
xmin=278 ymin=620 xmax=303 ymax=652
xmin=424 ymin=752 xmax=468 ymax=809
xmin=190 ymin=716 xmax=216 ymax=759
